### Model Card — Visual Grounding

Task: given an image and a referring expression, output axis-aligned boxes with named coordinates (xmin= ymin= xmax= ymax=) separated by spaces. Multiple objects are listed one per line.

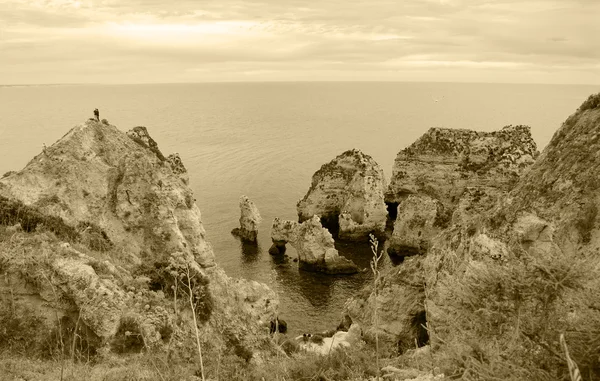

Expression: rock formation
xmin=343 ymin=123 xmax=542 ymax=358
xmin=268 ymin=216 xmax=358 ymax=274
xmin=0 ymin=119 xmax=278 ymax=355
xmin=293 ymin=216 xmax=359 ymax=274
xmin=386 ymin=125 xmax=538 ymax=211
xmin=268 ymin=217 xmax=299 ymax=255
xmin=231 ymin=195 xmax=262 ymax=242
xmin=387 ymin=195 xmax=446 ymax=258
xmin=296 ymin=323 xmax=362 ymax=355
xmin=419 ymin=94 xmax=600 ymax=377
xmin=297 ymin=149 xmax=387 ymax=240
xmin=344 ymin=256 xmax=428 ymax=352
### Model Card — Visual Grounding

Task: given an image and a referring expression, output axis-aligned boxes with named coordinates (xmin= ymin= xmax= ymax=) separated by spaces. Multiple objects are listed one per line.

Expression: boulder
xmin=296 ymin=324 xmax=362 ymax=355
xmin=386 ymin=125 xmax=538 ymax=210
xmin=291 ymin=216 xmax=359 ymax=274
xmin=388 ymin=195 xmax=445 ymax=258
xmin=231 ymin=195 xmax=262 ymax=242
xmin=297 ymin=149 xmax=387 ymax=240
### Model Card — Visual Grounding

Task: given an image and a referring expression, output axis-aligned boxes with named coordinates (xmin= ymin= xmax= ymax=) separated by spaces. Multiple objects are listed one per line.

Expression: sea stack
xmin=297 ymin=149 xmax=387 ymax=240
xmin=231 ymin=195 xmax=262 ymax=242
xmin=268 ymin=217 xmax=299 ymax=255
xmin=291 ymin=216 xmax=359 ymax=274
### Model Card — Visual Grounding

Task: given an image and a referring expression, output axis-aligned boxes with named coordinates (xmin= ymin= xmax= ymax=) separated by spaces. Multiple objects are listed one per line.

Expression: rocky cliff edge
xmin=0 ymin=119 xmax=277 ymax=358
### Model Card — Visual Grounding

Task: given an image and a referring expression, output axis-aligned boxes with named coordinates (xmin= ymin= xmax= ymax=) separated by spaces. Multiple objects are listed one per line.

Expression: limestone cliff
xmin=386 ymin=125 xmax=538 ymax=210
xmin=502 ymin=93 xmax=600 ymax=254
xmin=387 ymin=195 xmax=446 ymax=258
xmin=420 ymin=94 xmax=600 ymax=378
xmin=343 ymin=123 xmax=542 ymax=360
xmin=297 ymin=149 xmax=387 ymax=240
xmin=0 ymin=121 xmax=213 ymax=268
xmin=0 ymin=119 xmax=277 ymax=356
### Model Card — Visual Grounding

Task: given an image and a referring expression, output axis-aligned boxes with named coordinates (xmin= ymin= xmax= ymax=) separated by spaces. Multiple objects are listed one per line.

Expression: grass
xmin=426 ymin=230 xmax=600 ymax=380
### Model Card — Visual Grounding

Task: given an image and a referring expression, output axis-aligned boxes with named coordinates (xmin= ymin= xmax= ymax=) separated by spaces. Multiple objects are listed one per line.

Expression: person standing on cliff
xmin=94 ymin=108 xmax=99 ymax=121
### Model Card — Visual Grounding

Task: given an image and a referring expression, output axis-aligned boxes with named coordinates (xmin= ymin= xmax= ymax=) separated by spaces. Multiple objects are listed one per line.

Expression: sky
xmin=1 ymin=0 xmax=599 ymax=85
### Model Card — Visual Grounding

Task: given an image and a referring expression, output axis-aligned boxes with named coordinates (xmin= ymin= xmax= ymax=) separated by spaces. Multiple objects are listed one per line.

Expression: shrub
xmin=111 ymin=316 xmax=145 ymax=354
xmin=578 ymin=93 xmax=600 ymax=112
xmin=0 ymin=302 xmax=47 ymax=355
xmin=77 ymin=221 xmax=113 ymax=252
xmin=576 ymin=201 xmax=597 ymax=244
xmin=430 ymin=242 xmax=600 ymax=380
xmin=43 ymin=315 xmax=102 ymax=362
xmin=0 ymin=195 xmax=78 ymax=242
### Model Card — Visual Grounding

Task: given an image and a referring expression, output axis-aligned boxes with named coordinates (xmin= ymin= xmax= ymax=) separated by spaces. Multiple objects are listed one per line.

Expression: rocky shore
xmin=2 ymin=92 xmax=600 ymax=380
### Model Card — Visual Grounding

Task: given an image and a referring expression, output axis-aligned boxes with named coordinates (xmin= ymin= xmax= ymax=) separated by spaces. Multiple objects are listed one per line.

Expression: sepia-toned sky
xmin=1 ymin=0 xmax=599 ymax=84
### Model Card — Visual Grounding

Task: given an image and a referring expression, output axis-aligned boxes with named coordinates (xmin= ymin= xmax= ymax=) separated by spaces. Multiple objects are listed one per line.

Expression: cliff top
xmin=401 ymin=125 xmax=538 ymax=158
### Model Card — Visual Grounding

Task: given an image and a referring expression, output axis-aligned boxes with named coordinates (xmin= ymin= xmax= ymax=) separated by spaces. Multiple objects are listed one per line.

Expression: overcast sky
xmin=1 ymin=0 xmax=599 ymax=85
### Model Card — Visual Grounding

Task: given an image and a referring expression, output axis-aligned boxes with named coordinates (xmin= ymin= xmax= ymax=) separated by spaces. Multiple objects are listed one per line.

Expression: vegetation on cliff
xmin=3 ymin=93 xmax=600 ymax=381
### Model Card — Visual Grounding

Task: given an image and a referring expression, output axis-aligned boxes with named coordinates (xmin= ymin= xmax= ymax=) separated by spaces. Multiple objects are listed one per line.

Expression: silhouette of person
xmin=94 ymin=108 xmax=99 ymax=121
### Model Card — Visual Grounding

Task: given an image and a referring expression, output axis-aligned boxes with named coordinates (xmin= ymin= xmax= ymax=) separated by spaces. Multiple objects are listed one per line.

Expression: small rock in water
xmin=231 ymin=195 xmax=261 ymax=242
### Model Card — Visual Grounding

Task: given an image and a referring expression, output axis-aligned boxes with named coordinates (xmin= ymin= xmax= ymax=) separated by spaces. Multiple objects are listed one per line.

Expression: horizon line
xmin=2 ymin=79 xmax=600 ymax=87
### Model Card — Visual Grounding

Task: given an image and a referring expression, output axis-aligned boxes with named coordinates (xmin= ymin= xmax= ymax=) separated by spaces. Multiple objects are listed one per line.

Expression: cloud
xmin=0 ymin=0 xmax=599 ymax=84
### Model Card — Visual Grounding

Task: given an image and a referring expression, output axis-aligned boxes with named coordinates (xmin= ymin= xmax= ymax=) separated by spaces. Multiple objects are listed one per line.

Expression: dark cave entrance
xmin=386 ymin=202 xmax=400 ymax=221
xmin=320 ymin=213 xmax=340 ymax=239
xmin=412 ymin=310 xmax=430 ymax=347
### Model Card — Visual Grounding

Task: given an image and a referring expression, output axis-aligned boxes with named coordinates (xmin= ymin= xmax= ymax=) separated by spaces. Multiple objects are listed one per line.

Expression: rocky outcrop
xmin=342 ymin=123 xmax=541 ymax=358
xmin=231 ymin=195 xmax=262 ymax=242
xmin=268 ymin=218 xmax=299 ymax=255
xmin=0 ymin=119 xmax=278 ymax=355
xmin=291 ymin=216 xmax=359 ymax=274
xmin=0 ymin=119 xmax=214 ymax=268
xmin=386 ymin=125 xmax=538 ymax=210
xmin=297 ymin=149 xmax=387 ymax=240
xmin=420 ymin=94 xmax=600 ymax=378
xmin=502 ymin=93 xmax=600 ymax=253
xmin=344 ymin=256 xmax=428 ymax=352
xmin=387 ymin=195 xmax=446 ymax=258
xmin=296 ymin=323 xmax=362 ymax=355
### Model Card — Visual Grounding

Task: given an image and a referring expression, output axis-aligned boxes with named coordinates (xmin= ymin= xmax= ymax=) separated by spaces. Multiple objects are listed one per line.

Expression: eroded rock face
xmin=420 ymin=94 xmax=600 ymax=376
xmin=0 ymin=120 xmax=214 ymax=268
xmin=297 ymin=149 xmax=387 ymax=240
xmin=231 ymin=195 xmax=262 ymax=242
xmin=386 ymin=125 xmax=538 ymax=209
xmin=388 ymin=195 xmax=445 ymax=258
xmin=504 ymin=93 xmax=600 ymax=253
xmin=291 ymin=216 xmax=359 ymax=274
xmin=344 ymin=256 xmax=427 ymax=351
xmin=0 ymin=119 xmax=278 ymax=353
xmin=268 ymin=217 xmax=299 ymax=255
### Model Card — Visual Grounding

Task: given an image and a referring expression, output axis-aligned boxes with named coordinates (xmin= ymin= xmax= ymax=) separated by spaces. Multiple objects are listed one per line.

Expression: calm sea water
xmin=0 ymin=82 xmax=598 ymax=335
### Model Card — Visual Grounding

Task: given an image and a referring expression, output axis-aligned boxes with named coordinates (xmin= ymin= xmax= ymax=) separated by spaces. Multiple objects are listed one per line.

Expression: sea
xmin=0 ymin=82 xmax=598 ymax=335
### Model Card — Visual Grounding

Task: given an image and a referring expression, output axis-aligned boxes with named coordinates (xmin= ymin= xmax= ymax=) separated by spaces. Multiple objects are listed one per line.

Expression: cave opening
xmin=412 ymin=310 xmax=430 ymax=347
xmin=386 ymin=202 xmax=400 ymax=221
xmin=320 ymin=213 xmax=340 ymax=238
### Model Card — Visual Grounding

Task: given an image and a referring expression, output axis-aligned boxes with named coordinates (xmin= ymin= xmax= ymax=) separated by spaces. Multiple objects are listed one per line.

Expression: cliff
xmin=386 ymin=125 xmax=538 ymax=210
xmin=297 ymin=149 xmax=388 ymax=240
xmin=0 ymin=119 xmax=277 ymax=360
xmin=343 ymin=97 xmax=600 ymax=378
xmin=421 ymin=93 xmax=600 ymax=378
